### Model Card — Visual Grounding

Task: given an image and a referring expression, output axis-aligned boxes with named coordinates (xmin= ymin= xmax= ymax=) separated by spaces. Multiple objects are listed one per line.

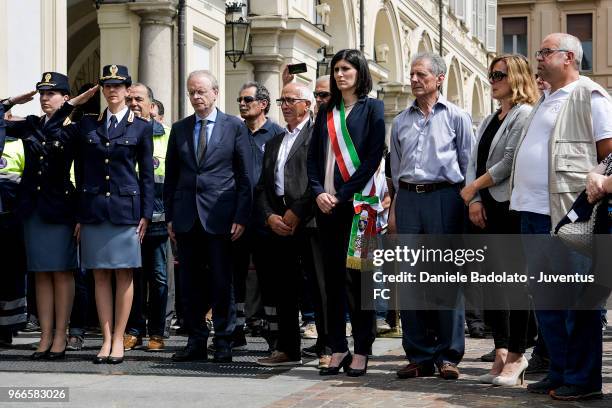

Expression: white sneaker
xmin=302 ymin=323 xmax=318 ymax=339
xmin=376 ymin=319 xmax=391 ymax=334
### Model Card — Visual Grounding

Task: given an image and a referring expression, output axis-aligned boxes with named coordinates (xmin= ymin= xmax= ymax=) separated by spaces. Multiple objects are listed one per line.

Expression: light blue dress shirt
xmin=193 ymin=107 xmax=218 ymax=155
xmin=390 ymin=95 xmax=474 ymax=191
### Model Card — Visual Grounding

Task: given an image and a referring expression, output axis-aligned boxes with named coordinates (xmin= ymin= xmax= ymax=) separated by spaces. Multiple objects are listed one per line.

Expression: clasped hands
xmin=267 ymin=209 xmax=300 ymax=236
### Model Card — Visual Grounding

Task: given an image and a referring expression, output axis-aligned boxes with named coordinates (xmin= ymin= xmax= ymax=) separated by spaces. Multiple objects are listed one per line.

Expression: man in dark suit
xmin=163 ymin=70 xmax=252 ymax=363
xmin=255 ymin=83 xmax=314 ymax=366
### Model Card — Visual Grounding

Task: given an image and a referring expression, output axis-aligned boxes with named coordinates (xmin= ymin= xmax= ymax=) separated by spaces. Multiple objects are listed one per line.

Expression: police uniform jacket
xmin=55 ymin=103 xmax=154 ymax=225
xmin=4 ymin=110 xmax=76 ymax=224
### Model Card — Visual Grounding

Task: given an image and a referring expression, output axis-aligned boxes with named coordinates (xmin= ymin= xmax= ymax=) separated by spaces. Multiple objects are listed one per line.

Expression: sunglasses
xmin=313 ymin=91 xmax=331 ymax=99
xmin=276 ymin=98 xmax=308 ymax=106
xmin=488 ymin=71 xmax=508 ymax=83
xmin=237 ymin=96 xmax=259 ymax=104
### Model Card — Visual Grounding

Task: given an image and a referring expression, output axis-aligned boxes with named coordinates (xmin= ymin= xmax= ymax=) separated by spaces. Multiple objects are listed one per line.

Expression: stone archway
xmin=324 ymin=0 xmax=357 ymax=52
xmin=471 ymin=77 xmax=485 ymax=126
xmin=67 ymin=0 xmax=100 ymax=93
xmin=372 ymin=2 xmax=403 ymax=83
xmin=443 ymin=55 xmax=464 ymax=108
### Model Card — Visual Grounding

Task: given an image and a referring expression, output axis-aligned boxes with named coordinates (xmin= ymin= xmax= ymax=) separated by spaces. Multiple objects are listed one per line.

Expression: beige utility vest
xmin=511 ymin=76 xmax=611 ymax=229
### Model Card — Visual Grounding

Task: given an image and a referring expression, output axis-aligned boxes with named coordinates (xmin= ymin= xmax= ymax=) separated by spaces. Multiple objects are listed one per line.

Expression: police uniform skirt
xmin=80 ymin=221 xmax=141 ymax=269
xmin=22 ymin=209 xmax=78 ymax=272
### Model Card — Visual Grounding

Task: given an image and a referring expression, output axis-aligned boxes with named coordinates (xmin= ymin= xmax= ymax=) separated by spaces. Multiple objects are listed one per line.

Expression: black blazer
xmin=5 ymin=110 xmax=77 ymax=224
xmin=256 ymin=120 xmax=313 ymax=226
xmin=0 ymin=103 xmax=5 ymax=155
xmin=163 ymin=109 xmax=252 ymax=234
xmin=55 ymin=103 xmax=154 ymax=225
xmin=307 ymin=97 xmax=385 ymax=203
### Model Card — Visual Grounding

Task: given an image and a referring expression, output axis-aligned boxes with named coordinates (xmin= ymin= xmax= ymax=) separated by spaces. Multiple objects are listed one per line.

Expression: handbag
xmin=554 ymin=158 xmax=612 ymax=255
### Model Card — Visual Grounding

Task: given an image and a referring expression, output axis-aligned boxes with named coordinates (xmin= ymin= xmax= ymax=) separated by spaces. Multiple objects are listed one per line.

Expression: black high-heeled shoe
xmin=346 ymin=355 xmax=369 ymax=377
xmin=47 ymin=342 xmax=67 ymax=361
xmin=31 ymin=347 xmax=51 ymax=360
xmin=107 ymin=356 xmax=124 ymax=364
xmin=47 ymin=349 xmax=66 ymax=360
xmin=320 ymin=352 xmax=352 ymax=376
xmin=92 ymin=355 xmax=109 ymax=364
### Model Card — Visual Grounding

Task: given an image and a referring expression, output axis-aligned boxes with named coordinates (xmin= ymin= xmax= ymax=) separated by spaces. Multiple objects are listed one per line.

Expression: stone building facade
xmin=0 ymin=0 xmax=494 ymax=127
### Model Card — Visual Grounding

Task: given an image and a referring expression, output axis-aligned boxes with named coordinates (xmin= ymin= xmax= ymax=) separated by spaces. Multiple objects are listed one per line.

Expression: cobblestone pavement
xmin=0 ymin=328 xmax=610 ymax=407
xmin=267 ymin=329 xmax=612 ymax=408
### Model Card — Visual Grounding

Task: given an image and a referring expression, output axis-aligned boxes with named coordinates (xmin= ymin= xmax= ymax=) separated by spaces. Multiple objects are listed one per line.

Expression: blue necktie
xmin=108 ymin=115 xmax=118 ymax=138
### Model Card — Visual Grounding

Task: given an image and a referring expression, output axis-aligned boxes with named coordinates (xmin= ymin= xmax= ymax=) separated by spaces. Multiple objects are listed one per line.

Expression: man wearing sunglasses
xmin=313 ymin=76 xmax=331 ymax=116
xmin=510 ymin=33 xmax=612 ymax=401
xmin=226 ymin=82 xmax=284 ymax=353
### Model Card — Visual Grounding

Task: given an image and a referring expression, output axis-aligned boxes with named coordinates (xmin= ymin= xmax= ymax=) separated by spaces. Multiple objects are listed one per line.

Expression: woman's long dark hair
xmin=329 ymin=49 xmax=372 ymax=109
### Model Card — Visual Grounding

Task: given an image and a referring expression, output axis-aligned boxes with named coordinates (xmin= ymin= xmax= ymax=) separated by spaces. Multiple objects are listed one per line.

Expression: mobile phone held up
xmin=287 ymin=63 xmax=307 ymax=75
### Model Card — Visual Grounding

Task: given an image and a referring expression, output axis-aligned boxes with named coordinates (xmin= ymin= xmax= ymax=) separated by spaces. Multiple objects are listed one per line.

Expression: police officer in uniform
xmin=124 ymin=82 xmax=170 ymax=352
xmin=54 ymin=64 xmax=154 ymax=364
xmin=2 ymin=74 xmax=91 ymax=360
xmin=0 ymin=117 xmax=27 ymax=347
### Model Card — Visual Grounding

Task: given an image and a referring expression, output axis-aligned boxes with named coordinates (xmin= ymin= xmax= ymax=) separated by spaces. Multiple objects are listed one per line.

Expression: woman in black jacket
xmin=307 ymin=49 xmax=385 ymax=376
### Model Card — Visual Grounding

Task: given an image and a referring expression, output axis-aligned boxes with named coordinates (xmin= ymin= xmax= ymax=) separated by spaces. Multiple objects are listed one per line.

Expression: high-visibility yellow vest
xmin=0 ymin=138 xmax=25 ymax=181
xmin=152 ymin=124 xmax=170 ymax=183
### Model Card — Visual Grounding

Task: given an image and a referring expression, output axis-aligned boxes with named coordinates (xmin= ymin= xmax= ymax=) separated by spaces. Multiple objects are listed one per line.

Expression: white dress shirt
xmin=275 ymin=115 xmax=310 ymax=195
xmin=106 ymin=106 xmax=129 ymax=130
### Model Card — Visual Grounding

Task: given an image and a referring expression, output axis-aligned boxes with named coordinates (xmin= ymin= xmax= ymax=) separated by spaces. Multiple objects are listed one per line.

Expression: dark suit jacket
xmin=256 ymin=119 xmax=313 ymax=226
xmin=0 ymin=103 xmax=5 ymax=155
xmin=307 ymin=97 xmax=385 ymax=203
xmin=163 ymin=109 xmax=252 ymax=234
xmin=5 ymin=108 xmax=77 ymax=224
xmin=55 ymin=103 xmax=155 ymax=225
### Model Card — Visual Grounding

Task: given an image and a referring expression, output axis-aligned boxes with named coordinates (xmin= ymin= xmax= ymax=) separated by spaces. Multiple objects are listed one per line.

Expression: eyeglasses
xmin=187 ymin=89 xmax=210 ymax=98
xmin=236 ymin=96 xmax=259 ymax=104
xmin=313 ymin=91 xmax=331 ymax=99
xmin=488 ymin=71 xmax=508 ymax=83
xmin=276 ymin=98 xmax=308 ymax=106
xmin=535 ymin=48 xmax=570 ymax=59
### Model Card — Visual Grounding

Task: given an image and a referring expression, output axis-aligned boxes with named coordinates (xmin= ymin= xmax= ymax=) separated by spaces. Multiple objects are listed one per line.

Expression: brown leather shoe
xmin=318 ymin=354 xmax=331 ymax=369
xmin=123 ymin=334 xmax=142 ymax=351
xmin=437 ymin=362 xmax=460 ymax=380
xmin=256 ymin=351 xmax=302 ymax=367
xmin=396 ymin=362 xmax=435 ymax=379
xmin=146 ymin=335 xmax=165 ymax=351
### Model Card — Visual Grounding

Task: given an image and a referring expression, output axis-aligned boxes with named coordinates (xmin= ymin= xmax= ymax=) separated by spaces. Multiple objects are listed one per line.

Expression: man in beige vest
xmin=510 ymin=33 xmax=612 ymax=401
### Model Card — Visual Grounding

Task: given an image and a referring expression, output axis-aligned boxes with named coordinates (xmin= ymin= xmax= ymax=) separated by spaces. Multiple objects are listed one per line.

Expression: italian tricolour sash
xmin=327 ymin=100 xmax=384 ymax=270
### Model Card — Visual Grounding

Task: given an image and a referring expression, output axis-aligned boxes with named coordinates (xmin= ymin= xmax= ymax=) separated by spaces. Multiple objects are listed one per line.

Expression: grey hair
xmin=130 ymin=82 xmax=154 ymax=101
xmin=187 ymin=70 xmax=219 ymax=91
xmin=240 ymin=81 xmax=272 ymax=114
xmin=315 ymin=75 xmax=330 ymax=85
xmin=283 ymin=82 xmax=314 ymax=105
xmin=411 ymin=52 xmax=447 ymax=76
xmin=556 ymin=33 xmax=583 ymax=69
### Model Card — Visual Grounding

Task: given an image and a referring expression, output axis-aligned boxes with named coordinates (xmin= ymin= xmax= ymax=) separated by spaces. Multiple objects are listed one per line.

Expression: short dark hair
xmin=153 ymin=99 xmax=165 ymax=116
xmin=240 ymin=81 xmax=271 ymax=114
xmin=329 ymin=49 xmax=372 ymax=109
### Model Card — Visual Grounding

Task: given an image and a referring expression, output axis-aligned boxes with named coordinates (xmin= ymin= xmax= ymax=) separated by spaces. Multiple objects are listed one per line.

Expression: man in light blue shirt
xmin=391 ymin=52 xmax=474 ymax=381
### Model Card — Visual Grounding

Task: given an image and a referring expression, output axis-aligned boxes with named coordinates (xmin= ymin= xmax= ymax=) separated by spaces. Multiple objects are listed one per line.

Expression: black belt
xmin=399 ymin=180 xmax=454 ymax=193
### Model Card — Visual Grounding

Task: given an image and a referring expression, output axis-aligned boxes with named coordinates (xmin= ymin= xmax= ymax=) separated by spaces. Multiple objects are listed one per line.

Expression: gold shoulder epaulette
xmin=62 ymin=117 xmax=72 ymax=126
xmin=97 ymin=112 xmax=104 ymax=121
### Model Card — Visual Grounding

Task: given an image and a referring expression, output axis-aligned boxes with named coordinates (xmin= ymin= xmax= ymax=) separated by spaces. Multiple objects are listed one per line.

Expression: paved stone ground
xmin=0 ymin=328 xmax=610 ymax=407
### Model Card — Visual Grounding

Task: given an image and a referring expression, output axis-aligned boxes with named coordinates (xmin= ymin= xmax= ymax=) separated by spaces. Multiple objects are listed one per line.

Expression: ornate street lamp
xmin=225 ymin=2 xmax=250 ymax=69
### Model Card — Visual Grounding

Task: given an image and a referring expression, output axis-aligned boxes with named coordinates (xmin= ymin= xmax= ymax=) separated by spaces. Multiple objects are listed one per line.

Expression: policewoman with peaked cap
xmin=2 ymin=73 xmax=87 ymax=361
xmin=55 ymin=64 xmax=154 ymax=364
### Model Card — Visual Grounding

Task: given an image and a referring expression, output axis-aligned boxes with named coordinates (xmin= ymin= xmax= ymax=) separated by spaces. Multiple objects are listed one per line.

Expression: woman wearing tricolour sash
xmin=307 ymin=49 xmax=385 ymax=377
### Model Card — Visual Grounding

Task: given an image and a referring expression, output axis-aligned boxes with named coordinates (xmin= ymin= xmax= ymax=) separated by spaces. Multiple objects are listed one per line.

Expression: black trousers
xmin=176 ymin=221 xmax=236 ymax=350
xmin=480 ymin=192 xmax=529 ymax=354
xmin=259 ymin=229 xmax=309 ymax=360
xmin=303 ymin=227 xmax=329 ymax=352
xmin=231 ymin=226 xmax=267 ymax=332
xmin=316 ymin=202 xmax=375 ymax=355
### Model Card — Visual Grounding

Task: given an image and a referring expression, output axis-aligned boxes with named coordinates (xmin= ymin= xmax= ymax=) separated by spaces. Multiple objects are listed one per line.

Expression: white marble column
xmin=129 ymin=1 xmax=176 ymax=115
